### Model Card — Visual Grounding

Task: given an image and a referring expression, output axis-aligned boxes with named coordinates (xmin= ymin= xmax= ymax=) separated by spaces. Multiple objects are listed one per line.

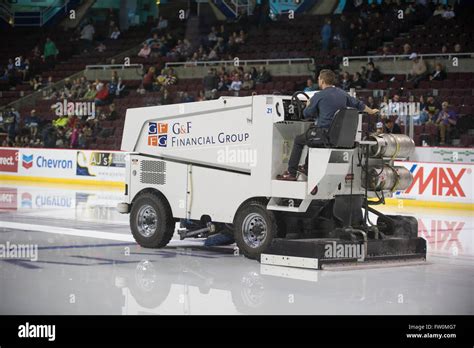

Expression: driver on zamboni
xmin=277 ymin=69 xmax=379 ymax=181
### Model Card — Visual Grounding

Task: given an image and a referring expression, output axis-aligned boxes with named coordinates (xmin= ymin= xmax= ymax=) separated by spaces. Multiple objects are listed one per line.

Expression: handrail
xmin=344 ymin=52 xmax=473 ymax=62
xmin=86 ymin=64 xmax=144 ymax=70
xmin=165 ymin=57 xmax=315 ymax=68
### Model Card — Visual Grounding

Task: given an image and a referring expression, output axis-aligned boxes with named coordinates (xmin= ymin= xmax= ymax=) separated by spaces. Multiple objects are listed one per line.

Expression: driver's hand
xmin=368 ymin=108 xmax=379 ymax=115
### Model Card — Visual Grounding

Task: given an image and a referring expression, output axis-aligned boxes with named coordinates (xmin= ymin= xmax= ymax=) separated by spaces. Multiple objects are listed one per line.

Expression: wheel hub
xmin=242 ymin=213 xmax=267 ymax=248
xmin=137 ymin=204 xmax=158 ymax=238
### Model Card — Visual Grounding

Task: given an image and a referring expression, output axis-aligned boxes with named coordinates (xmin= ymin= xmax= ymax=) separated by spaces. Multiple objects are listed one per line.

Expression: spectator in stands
xmin=249 ymin=67 xmax=258 ymax=81
xmin=255 ymin=66 xmax=271 ymax=84
xmin=95 ymin=42 xmax=107 ymax=53
xmin=339 ymin=71 xmax=352 ymax=91
xmin=420 ymin=96 xmax=440 ymax=124
xmin=351 ymin=72 xmax=366 ymax=89
xmin=160 ymin=89 xmax=171 ymax=105
xmin=5 ymin=107 xmax=19 ymax=140
xmin=31 ymin=45 xmax=41 ymax=60
xmin=384 ymin=118 xmax=401 ymax=134
xmin=136 ymin=83 xmax=146 ymax=95
xmin=143 ymin=67 xmax=156 ymax=91
xmin=138 ymin=44 xmax=151 ymax=58
xmin=180 ymin=92 xmax=194 ymax=103
xmin=321 ymin=18 xmax=332 ymax=51
xmin=405 ymin=3 xmax=416 ymax=16
xmin=375 ymin=122 xmax=384 ymax=135
xmin=402 ymin=43 xmax=411 ymax=56
xmin=442 ymin=6 xmax=455 ymax=20
xmin=366 ymin=62 xmax=382 ymax=82
xmin=7 ymin=58 xmax=14 ymax=72
xmin=214 ymin=37 xmax=227 ymax=57
xmin=366 ymin=96 xmax=377 ymax=110
xmin=433 ymin=4 xmax=445 ymax=17
xmin=337 ymin=15 xmax=350 ymax=49
xmin=207 ymin=48 xmax=218 ymax=60
xmin=304 ymin=78 xmax=317 ymax=92
xmin=108 ymin=76 xmax=119 ymax=97
xmin=25 ymin=109 xmax=39 ymax=137
xmin=115 ymin=77 xmax=125 ymax=97
xmin=436 ymin=101 xmax=457 ymax=145
xmin=217 ymin=75 xmax=229 ymax=91
xmin=429 ymin=63 xmax=446 ymax=81
xmin=408 ymin=53 xmax=427 ymax=87
xmin=203 ymin=69 xmax=218 ymax=98
xmin=70 ymin=124 xmax=80 ymax=148
xmin=157 ymin=16 xmax=168 ymax=31
xmin=381 ymin=45 xmax=392 ymax=56
xmin=104 ymin=103 xmax=118 ymax=121
xmin=165 ymin=68 xmax=177 ymax=86
xmin=30 ymin=75 xmax=43 ymax=91
xmin=197 ymin=90 xmax=206 ymax=102
xmin=43 ymin=37 xmax=59 ymax=70
xmin=146 ymin=33 xmax=161 ymax=57
xmin=242 ymin=73 xmax=255 ymax=91
xmin=229 ymin=73 xmax=242 ymax=92
xmin=207 ymin=26 xmax=218 ymax=45
xmin=217 ymin=24 xmax=229 ymax=42
xmin=454 ymin=43 xmax=462 ymax=54
xmin=17 ymin=57 xmax=29 ymax=81
xmin=80 ymin=20 xmax=95 ymax=53
xmin=237 ymin=30 xmax=246 ymax=44
xmin=83 ymin=83 xmax=97 ymax=100
xmin=110 ymin=26 xmax=120 ymax=40
xmin=94 ymin=83 xmax=109 ymax=106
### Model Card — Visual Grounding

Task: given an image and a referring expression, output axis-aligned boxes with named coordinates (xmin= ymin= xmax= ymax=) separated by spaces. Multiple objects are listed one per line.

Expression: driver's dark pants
xmin=288 ymin=133 xmax=308 ymax=176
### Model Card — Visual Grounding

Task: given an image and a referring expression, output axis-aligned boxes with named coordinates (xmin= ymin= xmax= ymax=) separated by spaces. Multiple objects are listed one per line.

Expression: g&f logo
xmin=148 ymin=122 xmax=168 ymax=147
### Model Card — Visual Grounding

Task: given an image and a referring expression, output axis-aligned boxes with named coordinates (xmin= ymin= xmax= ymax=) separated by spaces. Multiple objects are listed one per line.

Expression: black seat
xmin=326 ymin=107 xmax=359 ymax=148
xmin=307 ymin=107 xmax=359 ymax=148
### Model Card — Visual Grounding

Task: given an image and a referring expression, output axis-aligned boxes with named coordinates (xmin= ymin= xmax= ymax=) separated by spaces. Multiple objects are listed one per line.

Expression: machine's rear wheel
xmin=233 ymin=200 xmax=278 ymax=260
xmin=130 ymin=192 xmax=175 ymax=248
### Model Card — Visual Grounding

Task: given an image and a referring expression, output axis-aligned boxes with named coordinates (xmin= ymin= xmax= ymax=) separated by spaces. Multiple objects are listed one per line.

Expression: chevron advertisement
xmin=0 ymin=147 xmax=125 ymax=184
xmin=395 ymin=161 xmax=473 ymax=204
xmin=15 ymin=148 xmax=76 ymax=177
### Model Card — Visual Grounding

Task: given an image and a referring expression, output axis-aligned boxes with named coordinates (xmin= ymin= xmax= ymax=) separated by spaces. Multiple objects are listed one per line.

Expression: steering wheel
xmin=290 ymin=91 xmax=310 ymax=120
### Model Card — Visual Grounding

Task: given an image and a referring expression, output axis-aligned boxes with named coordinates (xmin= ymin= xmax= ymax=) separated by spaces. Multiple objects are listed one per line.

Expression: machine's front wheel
xmin=130 ymin=193 xmax=175 ymax=248
xmin=233 ymin=200 xmax=278 ymax=260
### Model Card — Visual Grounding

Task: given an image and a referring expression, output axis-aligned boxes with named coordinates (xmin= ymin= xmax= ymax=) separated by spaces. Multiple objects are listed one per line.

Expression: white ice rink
xmin=0 ymin=182 xmax=473 ymax=315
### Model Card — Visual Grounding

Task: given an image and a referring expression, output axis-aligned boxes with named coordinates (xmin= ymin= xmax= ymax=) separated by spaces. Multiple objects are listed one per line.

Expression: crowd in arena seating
xmin=0 ymin=1 xmax=473 ymax=150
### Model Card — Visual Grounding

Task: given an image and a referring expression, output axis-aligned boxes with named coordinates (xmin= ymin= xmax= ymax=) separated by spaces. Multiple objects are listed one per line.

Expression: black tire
xmin=233 ymin=200 xmax=278 ymax=260
xmin=130 ymin=192 xmax=174 ymax=248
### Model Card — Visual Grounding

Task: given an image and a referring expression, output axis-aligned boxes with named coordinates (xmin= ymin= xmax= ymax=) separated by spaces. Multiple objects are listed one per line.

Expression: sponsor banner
xmin=0 ymin=149 xmax=19 ymax=173
xmin=410 ymin=147 xmax=474 ymax=164
xmin=395 ymin=161 xmax=473 ymax=203
xmin=0 ymin=148 xmax=125 ymax=183
xmin=18 ymin=149 xmax=76 ymax=178
xmin=76 ymin=151 xmax=125 ymax=181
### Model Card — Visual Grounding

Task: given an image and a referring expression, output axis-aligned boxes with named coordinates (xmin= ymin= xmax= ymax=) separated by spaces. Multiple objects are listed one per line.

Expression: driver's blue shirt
xmin=303 ymin=86 xmax=366 ymax=128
